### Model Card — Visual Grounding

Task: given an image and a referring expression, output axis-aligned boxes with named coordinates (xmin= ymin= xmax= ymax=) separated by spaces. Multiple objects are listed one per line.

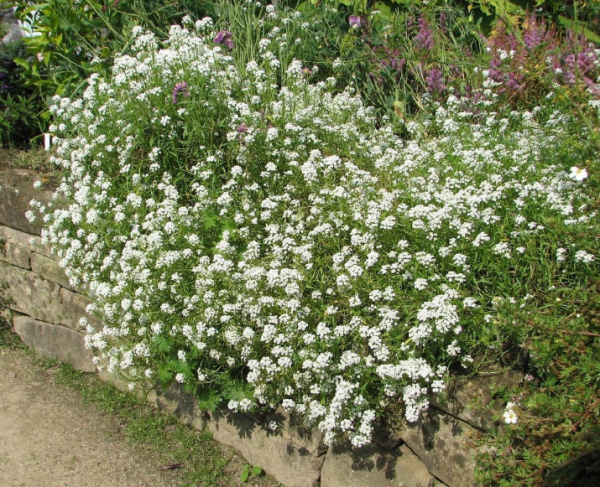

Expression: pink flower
xmin=349 ymin=15 xmax=362 ymax=29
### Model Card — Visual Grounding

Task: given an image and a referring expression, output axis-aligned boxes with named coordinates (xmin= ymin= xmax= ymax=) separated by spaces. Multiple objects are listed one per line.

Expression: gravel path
xmin=0 ymin=348 xmax=180 ymax=487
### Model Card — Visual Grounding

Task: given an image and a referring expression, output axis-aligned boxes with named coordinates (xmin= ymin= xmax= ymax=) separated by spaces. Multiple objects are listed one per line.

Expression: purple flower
xmin=236 ymin=123 xmax=248 ymax=133
xmin=506 ymin=72 xmax=525 ymax=93
xmin=349 ymin=15 xmax=362 ymax=29
xmin=523 ymin=13 xmax=543 ymax=50
xmin=415 ymin=15 xmax=435 ymax=51
xmin=439 ymin=12 xmax=447 ymax=32
xmin=214 ymin=31 xmax=234 ymax=50
xmin=172 ymin=81 xmax=189 ymax=104
xmin=425 ymin=68 xmax=445 ymax=95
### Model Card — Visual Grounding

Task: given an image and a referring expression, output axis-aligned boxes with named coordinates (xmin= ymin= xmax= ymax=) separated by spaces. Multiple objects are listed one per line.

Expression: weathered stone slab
xmin=13 ymin=315 xmax=96 ymax=373
xmin=321 ymin=443 xmax=436 ymax=487
xmin=31 ymin=251 xmax=73 ymax=290
xmin=399 ymin=407 xmax=480 ymax=487
xmin=433 ymin=371 xmax=522 ymax=432
xmin=0 ymin=241 xmax=31 ymax=269
xmin=97 ymin=368 xmax=133 ymax=394
xmin=0 ymin=224 xmax=53 ymax=258
xmin=0 ymin=261 xmax=62 ymax=324
xmin=152 ymin=384 xmax=207 ymax=431
xmin=207 ymin=408 xmax=325 ymax=487
xmin=0 ymin=168 xmax=52 ymax=235
xmin=58 ymin=288 xmax=102 ymax=332
xmin=1 ymin=7 xmax=24 ymax=44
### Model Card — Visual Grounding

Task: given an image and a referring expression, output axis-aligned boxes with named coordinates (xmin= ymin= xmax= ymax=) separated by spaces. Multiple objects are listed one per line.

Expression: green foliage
xmin=12 ymin=0 xmax=214 ymax=113
xmin=465 ymin=0 xmax=600 ymax=39
xmin=470 ymin=129 xmax=600 ymax=484
xmin=475 ymin=287 xmax=600 ymax=485
xmin=0 ymin=40 xmax=44 ymax=148
xmin=240 ymin=464 xmax=263 ymax=483
xmin=211 ymin=0 xmax=345 ymax=81
xmin=331 ymin=3 xmax=482 ymax=121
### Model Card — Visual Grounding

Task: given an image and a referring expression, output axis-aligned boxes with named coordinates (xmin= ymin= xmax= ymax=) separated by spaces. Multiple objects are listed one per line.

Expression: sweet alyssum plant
xmin=32 ymin=17 xmax=595 ymax=447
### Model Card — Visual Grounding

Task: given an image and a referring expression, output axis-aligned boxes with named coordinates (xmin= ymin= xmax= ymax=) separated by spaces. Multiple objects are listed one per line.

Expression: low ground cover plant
xmin=31 ymin=11 xmax=600 ymax=458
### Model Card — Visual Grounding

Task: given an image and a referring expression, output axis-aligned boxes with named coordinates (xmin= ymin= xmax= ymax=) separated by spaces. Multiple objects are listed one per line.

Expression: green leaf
xmin=197 ymin=387 xmax=222 ymax=412
xmin=558 ymin=16 xmax=600 ymax=44
xmin=373 ymin=2 xmax=393 ymax=20
xmin=23 ymin=4 xmax=50 ymax=15
xmin=240 ymin=465 xmax=249 ymax=482
xmin=154 ymin=336 xmax=170 ymax=353
xmin=295 ymin=1 xmax=309 ymax=12
xmin=221 ymin=219 xmax=236 ymax=233
xmin=157 ymin=367 xmax=172 ymax=384
xmin=203 ymin=210 xmax=217 ymax=229
xmin=251 ymin=466 xmax=262 ymax=476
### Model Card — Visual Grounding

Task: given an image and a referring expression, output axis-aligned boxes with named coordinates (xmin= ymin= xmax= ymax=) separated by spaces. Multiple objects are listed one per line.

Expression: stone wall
xmin=1 ymin=6 xmax=23 ymax=45
xmin=1 ymin=165 xmax=505 ymax=487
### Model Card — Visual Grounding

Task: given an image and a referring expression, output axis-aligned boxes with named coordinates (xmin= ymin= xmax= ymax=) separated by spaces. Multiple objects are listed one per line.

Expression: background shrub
xmin=0 ymin=39 xmax=41 ymax=147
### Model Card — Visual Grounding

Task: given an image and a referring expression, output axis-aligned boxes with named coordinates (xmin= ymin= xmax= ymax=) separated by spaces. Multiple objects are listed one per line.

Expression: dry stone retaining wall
xmin=1 ymin=165 xmax=495 ymax=487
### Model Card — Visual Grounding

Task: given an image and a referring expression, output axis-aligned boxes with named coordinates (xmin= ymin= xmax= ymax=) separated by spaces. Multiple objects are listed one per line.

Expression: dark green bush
xmin=0 ymin=39 xmax=42 ymax=148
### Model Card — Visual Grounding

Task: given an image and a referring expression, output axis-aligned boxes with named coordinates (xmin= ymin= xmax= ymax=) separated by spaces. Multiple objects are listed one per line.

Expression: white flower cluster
xmin=37 ymin=23 xmax=594 ymax=446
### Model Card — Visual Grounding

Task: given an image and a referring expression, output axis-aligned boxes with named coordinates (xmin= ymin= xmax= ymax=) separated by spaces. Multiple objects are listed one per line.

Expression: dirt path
xmin=0 ymin=348 xmax=180 ymax=487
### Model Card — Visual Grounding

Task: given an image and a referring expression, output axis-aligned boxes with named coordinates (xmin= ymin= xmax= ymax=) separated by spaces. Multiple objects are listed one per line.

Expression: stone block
xmin=321 ymin=443 xmax=435 ymax=487
xmin=31 ymin=251 xmax=73 ymax=290
xmin=0 ymin=168 xmax=52 ymax=235
xmin=0 ymin=241 xmax=31 ymax=269
xmin=153 ymin=384 xmax=207 ymax=431
xmin=433 ymin=371 xmax=522 ymax=432
xmin=399 ymin=407 xmax=481 ymax=487
xmin=0 ymin=224 xmax=53 ymax=258
xmin=58 ymin=288 xmax=103 ymax=332
xmin=0 ymin=261 xmax=62 ymax=324
xmin=207 ymin=408 xmax=325 ymax=487
xmin=97 ymin=368 xmax=133 ymax=394
xmin=1 ymin=7 xmax=24 ymax=44
xmin=0 ymin=261 xmax=95 ymax=329
xmin=13 ymin=315 xmax=96 ymax=373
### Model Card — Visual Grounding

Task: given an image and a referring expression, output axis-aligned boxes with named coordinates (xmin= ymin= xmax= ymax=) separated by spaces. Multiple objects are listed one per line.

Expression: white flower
xmin=503 ymin=404 xmax=518 ymax=424
xmin=575 ymin=250 xmax=595 ymax=263
xmin=570 ymin=166 xmax=588 ymax=182
xmin=414 ymin=278 xmax=428 ymax=290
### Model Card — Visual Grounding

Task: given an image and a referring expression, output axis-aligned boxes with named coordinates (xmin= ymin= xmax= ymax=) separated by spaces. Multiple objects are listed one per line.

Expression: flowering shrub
xmin=483 ymin=12 xmax=600 ymax=106
xmin=34 ymin=20 xmax=596 ymax=447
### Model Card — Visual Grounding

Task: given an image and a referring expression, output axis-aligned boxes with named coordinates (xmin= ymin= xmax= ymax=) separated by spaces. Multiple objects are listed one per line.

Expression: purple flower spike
xmin=425 ymin=68 xmax=445 ymax=95
xmin=439 ymin=12 xmax=447 ymax=32
xmin=214 ymin=30 xmax=234 ymax=50
xmin=349 ymin=15 xmax=362 ymax=29
xmin=415 ymin=15 xmax=435 ymax=51
xmin=172 ymin=81 xmax=189 ymax=104
xmin=523 ymin=13 xmax=543 ymax=50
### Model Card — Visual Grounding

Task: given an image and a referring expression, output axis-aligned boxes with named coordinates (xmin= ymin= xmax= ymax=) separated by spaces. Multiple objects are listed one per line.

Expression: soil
xmin=0 ymin=348 xmax=181 ymax=487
